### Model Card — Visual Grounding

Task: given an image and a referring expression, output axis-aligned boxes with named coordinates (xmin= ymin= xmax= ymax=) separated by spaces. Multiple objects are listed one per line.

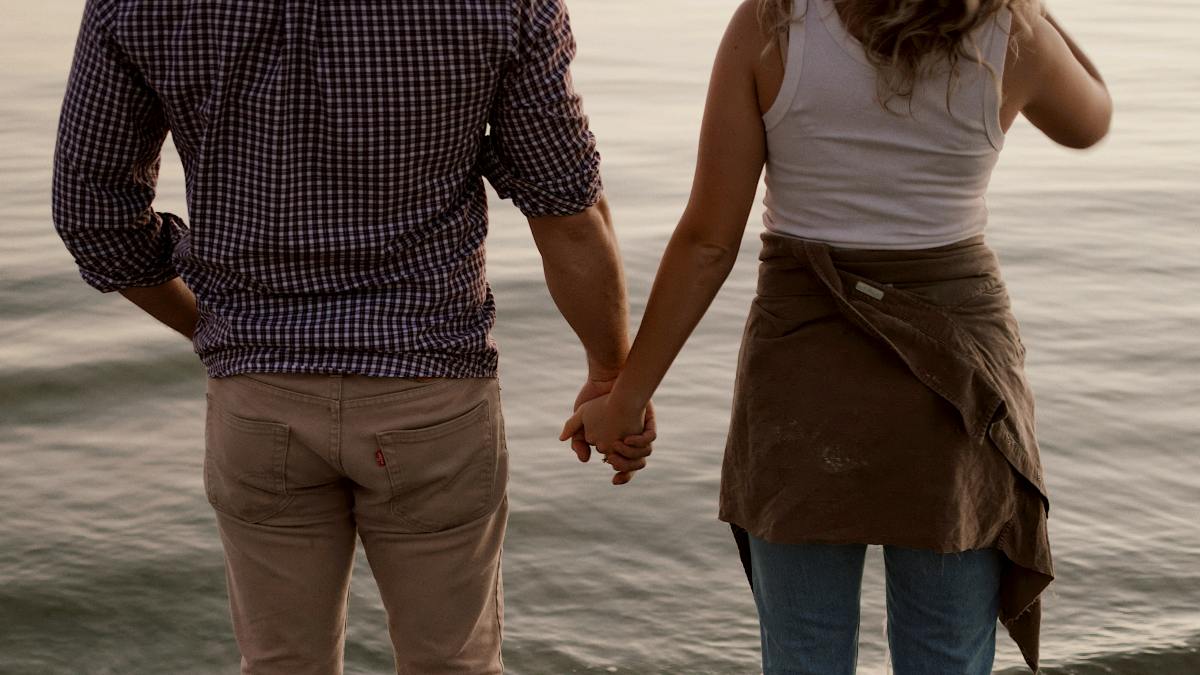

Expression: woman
xmin=563 ymin=0 xmax=1110 ymax=672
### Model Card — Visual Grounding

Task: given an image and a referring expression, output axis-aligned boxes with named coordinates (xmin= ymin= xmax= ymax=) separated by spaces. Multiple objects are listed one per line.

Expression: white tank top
xmin=762 ymin=0 xmax=1013 ymax=249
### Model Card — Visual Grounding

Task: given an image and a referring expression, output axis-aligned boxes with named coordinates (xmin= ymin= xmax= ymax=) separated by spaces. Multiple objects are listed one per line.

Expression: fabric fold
xmin=721 ymin=231 xmax=1053 ymax=671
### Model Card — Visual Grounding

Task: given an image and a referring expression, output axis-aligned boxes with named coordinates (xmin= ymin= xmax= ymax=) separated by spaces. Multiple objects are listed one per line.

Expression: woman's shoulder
xmin=1001 ymin=10 xmax=1056 ymax=117
xmin=1002 ymin=8 xmax=1112 ymax=148
xmin=1007 ymin=11 xmax=1056 ymax=74
xmin=1007 ymin=7 xmax=1103 ymax=92
xmin=724 ymin=0 xmax=779 ymax=59
xmin=724 ymin=0 xmax=788 ymax=109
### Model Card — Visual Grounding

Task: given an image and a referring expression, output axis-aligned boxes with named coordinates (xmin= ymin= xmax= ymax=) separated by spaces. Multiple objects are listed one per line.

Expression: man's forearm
xmin=529 ymin=196 xmax=630 ymax=378
xmin=119 ymin=277 xmax=200 ymax=340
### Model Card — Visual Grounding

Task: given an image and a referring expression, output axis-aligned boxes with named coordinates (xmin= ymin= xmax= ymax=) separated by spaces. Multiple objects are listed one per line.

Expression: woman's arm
xmin=561 ymin=0 xmax=771 ymax=473
xmin=1042 ymin=11 xmax=1106 ymax=86
xmin=1007 ymin=9 xmax=1112 ymax=148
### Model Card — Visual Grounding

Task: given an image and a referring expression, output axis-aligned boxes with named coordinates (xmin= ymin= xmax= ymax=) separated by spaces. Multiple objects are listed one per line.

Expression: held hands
xmin=560 ymin=393 xmax=656 ymax=485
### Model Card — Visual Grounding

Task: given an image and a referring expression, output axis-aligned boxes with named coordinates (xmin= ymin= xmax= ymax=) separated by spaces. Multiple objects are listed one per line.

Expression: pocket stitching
xmin=204 ymin=396 xmax=293 ymax=523
xmin=374 ymin=400 xmax=496 ymax=532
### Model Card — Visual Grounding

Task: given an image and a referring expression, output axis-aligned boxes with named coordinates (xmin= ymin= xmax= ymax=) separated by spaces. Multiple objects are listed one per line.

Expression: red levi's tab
xmin=376 ymin=449 xmax=386 ymax=467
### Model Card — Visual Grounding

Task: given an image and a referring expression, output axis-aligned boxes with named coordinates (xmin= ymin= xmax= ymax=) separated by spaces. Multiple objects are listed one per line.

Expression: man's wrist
xmin=586 ymin=357 xmax=626 ymax=384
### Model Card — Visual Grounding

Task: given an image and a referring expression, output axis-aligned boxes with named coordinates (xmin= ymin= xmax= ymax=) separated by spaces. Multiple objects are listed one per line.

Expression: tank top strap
xmin=763 ymin=0 xmax=809 ymax=130
xmin=982 ymin=8 xmax=1014 ymax=149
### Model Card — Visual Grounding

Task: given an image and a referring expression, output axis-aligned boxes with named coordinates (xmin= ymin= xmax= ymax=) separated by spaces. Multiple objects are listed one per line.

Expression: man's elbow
xmin=529 ymin=200 xmax=616 ymax=257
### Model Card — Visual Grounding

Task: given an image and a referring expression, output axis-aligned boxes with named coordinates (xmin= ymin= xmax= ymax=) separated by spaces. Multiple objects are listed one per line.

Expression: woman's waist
xmin=762 ymin=196 xmax=989 ymax=253
xmin=755 ymin=229 xmax=1002 ymax=298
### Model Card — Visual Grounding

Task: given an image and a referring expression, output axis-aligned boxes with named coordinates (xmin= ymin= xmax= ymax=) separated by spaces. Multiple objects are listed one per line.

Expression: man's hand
xmin=569 ymin=374 xmax=617 ymax=463
xmin=561 ymin=394 xmax=656 ymax=485
xmin=119 ymin=277 xmax=199 ymax=340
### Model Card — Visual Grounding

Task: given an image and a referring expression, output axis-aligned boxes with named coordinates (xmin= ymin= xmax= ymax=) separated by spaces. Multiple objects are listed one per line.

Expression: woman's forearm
xmin=607 ymin=226 xmax=739 ymax=415
xmin=603 ymin=0 xmax=767 ymax=420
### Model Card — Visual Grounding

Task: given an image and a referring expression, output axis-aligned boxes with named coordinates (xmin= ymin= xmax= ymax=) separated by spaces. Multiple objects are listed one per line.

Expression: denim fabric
xmin=749 ymin=536 xmax=1002 ymax=674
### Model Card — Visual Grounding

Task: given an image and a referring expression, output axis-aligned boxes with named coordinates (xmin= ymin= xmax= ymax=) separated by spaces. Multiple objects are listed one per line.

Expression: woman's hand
xmin=561 ymin=395 xmax=655 ymax=485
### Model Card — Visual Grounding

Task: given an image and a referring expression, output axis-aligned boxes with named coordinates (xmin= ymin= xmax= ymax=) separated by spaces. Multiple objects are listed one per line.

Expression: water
xmin=2 ymin=1 xmax=1198 ymax=673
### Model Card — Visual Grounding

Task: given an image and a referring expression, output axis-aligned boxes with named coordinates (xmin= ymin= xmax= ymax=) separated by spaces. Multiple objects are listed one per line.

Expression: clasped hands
xmin=560 ymin=378 xmax=656 ymax=485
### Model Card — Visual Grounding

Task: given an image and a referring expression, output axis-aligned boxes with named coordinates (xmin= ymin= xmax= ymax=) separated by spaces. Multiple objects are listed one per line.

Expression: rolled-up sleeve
xmin=52 ymin=1 xmax=182 ymax=293
xmin=482 ymin=0 xmax=602 ymax=218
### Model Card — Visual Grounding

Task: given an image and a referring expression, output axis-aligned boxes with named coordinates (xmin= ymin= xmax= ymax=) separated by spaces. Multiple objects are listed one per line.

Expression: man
xmin=52 ymin=0 xmax=652 ymax=672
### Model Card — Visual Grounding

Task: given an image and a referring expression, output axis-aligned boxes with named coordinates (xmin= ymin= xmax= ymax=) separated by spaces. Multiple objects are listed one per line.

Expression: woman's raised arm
xmin=1007 ymin=9 xmax=1113 ymax=148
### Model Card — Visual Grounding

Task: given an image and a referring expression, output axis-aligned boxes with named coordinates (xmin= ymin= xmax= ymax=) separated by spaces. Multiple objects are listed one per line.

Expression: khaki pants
xmin=204 ymin=373 xmax=508 ymax=674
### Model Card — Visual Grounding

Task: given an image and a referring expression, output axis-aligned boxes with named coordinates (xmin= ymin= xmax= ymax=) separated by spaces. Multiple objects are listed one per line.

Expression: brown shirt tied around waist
xmin=720 ymin=231 xmax=1053 ymax=671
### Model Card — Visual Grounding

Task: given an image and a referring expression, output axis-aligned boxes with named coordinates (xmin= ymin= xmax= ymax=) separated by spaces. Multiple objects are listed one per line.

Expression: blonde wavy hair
xmin=759 ymin=0 xmax=1040 ymax=107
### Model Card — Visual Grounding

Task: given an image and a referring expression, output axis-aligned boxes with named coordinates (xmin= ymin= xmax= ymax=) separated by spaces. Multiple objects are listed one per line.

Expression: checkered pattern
xmin=52 ymin=0 xmax=602 ymax=378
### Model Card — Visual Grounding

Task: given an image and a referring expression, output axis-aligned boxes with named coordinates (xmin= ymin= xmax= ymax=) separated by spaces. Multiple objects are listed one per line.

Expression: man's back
xmin=53 ymin=0 xmax=602 ymax=378
xmin=51 ymin=1 xmax=641 ymax=673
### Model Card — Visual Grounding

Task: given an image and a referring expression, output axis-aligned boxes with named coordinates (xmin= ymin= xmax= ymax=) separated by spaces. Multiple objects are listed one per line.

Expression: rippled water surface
xmin=2 ymin=1 xmax=1198 ymax=673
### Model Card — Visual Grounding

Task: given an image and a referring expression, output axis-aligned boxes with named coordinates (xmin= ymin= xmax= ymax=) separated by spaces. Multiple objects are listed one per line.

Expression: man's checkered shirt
xmin=52 ymin=0 xmax=602 ymax=378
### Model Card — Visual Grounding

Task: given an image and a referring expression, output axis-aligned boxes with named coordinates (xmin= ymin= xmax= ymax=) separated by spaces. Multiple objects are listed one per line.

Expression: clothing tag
xmin=376 ymin=449 xmax=387 ymax=467
xmin=855 ymin=281 xmax=885 ymax=301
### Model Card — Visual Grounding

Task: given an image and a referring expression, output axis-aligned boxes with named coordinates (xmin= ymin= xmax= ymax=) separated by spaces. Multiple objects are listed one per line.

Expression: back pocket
xmin=375 ymin=399 xmax=499 ymax=533
xmin=204 ymin=395 xmax=292 ymax=523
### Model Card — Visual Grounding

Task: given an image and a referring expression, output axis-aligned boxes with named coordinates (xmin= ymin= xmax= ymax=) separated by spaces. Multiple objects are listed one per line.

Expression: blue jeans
xmin=749 ymin=536 xmax=1002 ymax=675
